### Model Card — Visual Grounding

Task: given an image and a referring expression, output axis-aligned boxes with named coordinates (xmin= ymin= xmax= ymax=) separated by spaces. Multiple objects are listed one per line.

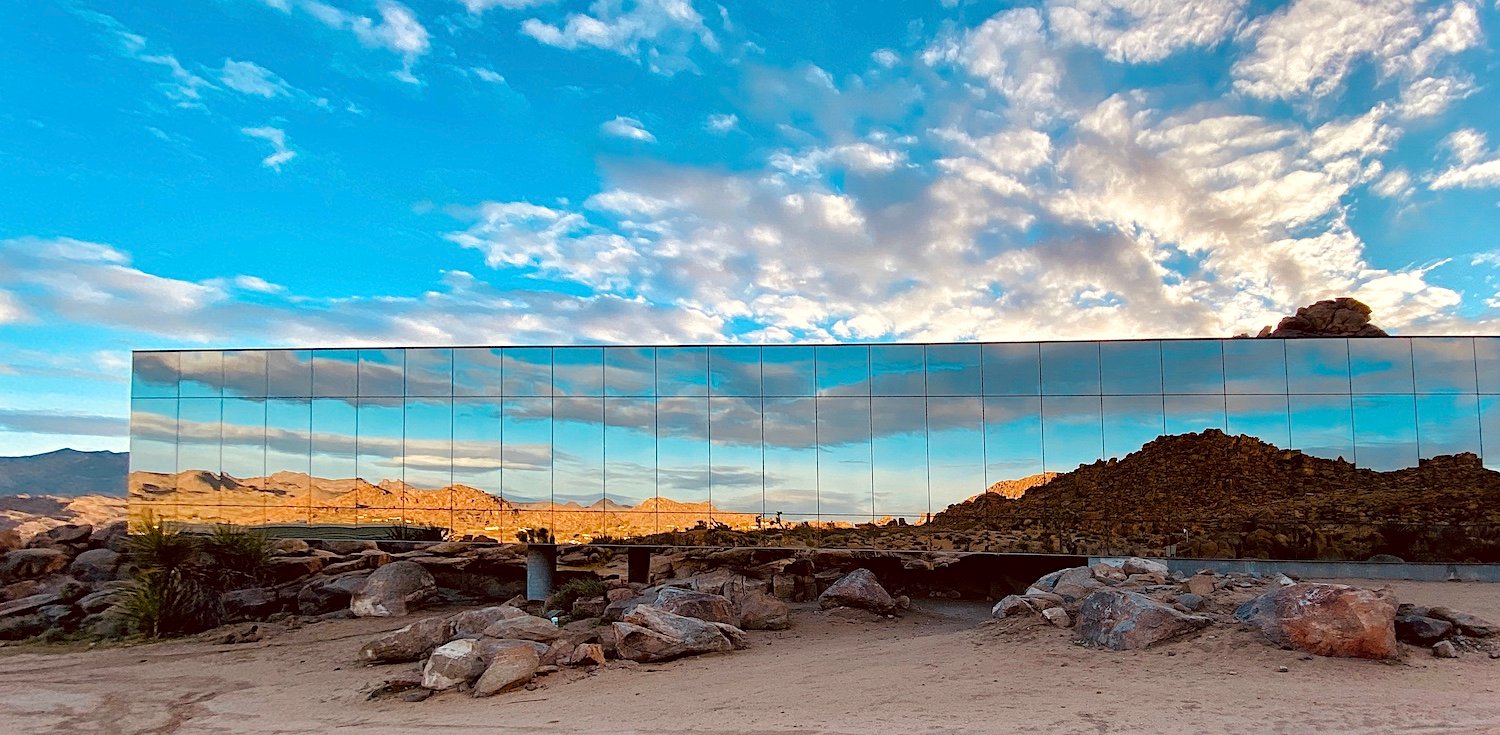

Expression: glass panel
xmin=264 ymin=398 xmax=311 ymax=519
xmin=708 ymin=346 xmax=761 ymax=397
xmin=129 ymin=398 xmax=177 ymax=501
xmin=657 ymin=397 xmax=710 ymax=503
xmin=926 ymin=344 xmax=981 ymax=396
xmin=870 ymin=344 xmax=925 ymax=396
xmin=553 ymin=397 xmax=605 ymax=511
xmin=267 ymin=350 xmax=313 ymax=398
xmin=762 ymin=345 xmax=815 ymax=397
xmin=1416 ymin=394 xmax=1481 ymax=459
xmin=604 ymin=347 xmax=655 ymax=397
xmin=983 ymin=396 xmax=1044 ymax=490
xmin=1161 ymin=341 xmax=1223 ymax=394
xmin=1286 ymin=339 xmax=1350 ymax=394
xmin=1041 ymin=342 xmax=1100 ymax=395
xmin=179 ymin=351 xmax=223 ymax=398
xmin=358 ymin=349 xmax=405 ymax=397
xmin=176 ymin=397 xmax=222 ymax=504
xmin=310 ymin=398 xmax=357 ymax=506
xmin=1103 ymin=395 xmax=1164 ymax=459
xmin=405 ymin=348 xmax=453 ymax=397
xmin=1478 ymin=339 xmax=1500 ymax=394
xmin=1482 ymin=396 xmax=1500 ymax=470
xmin=1349 ymin=340 xmax=1414 ymax=394
xmin=1164 ymin=394 xmax=1226 ymax=435
xmin=604 ymin=398 xmax=656 ymax=509
xmin=404 ymin=397 xmax=453 ymax=505
xmin=927 ymin=396 xmax=984 ymax=512
xmin=312 ymin=350 xmax=359 ymax=397
xmin=873 ymin=396 xmax=928 ymax=517
xmin=1226 ymin=394 xmax=1290 ymax=447
xmin=1100 ymin=341 xmax=1162 ymax=396
xmin=816 ymin=397 xmax=873 ymax=517
xmin=1288 ymin=394 xmax=1354 ymax=462
xmin=356 ymin=398 xmax=404 ymax=508
xmin=132 ymin=351 xmax=178 ymax=398
xmin=554 ymin=509 xmax=602 ymax=544
xmin=763 ymin=397 xmax=818 ymax=516
xmin=1353 ymin=394 xmax=1418 ymax=470
xmin=710 ymin=397 xmax=764 ymax=514
xmin=223 ymin=350 xmax=268 ymax=398
xmin=221 ymin=397 xmax=267 ymax=502
xmin=983 ymin=342 xmax=1040 ymax=396
xmin=454 ymin=347 xmax=502 ymax=396
xmin=503 ymin=347 xmax=553 ymax=397
xmin=655 ymin=347 xmax=708 ymax=397
xmin=816 ymin=345 xmax=869 ymax=397
xmin=1042 ymin=395 xmax=1103 ymax=471
xmin=501 ymin=398 xmax=552 ymax=506
xmin=1412 ymin=338 xmax=1477 ymax=394
xmin=1223 ymin=340 xmax=1286 ymax=394
xmin=451 ymin=401 xmax=504 ymax=535
xmin=554 ymin=347 xmax=604 ymax=397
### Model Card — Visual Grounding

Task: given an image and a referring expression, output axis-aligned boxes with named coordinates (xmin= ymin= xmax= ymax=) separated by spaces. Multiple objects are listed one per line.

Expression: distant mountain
xmin=0 ymin=449 xmax=127 ymax=497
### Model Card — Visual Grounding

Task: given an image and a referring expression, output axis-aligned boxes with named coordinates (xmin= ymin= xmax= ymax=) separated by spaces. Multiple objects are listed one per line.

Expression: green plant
xmin=202 ymin=524 xmax=274 ymax=589
xmin=386 ymin=523 xmax=448 ymax=541
xmin=118 ymin=516 xmax=221 ymax=638
xmin=546 ymin=576 xmax=606 ymax=614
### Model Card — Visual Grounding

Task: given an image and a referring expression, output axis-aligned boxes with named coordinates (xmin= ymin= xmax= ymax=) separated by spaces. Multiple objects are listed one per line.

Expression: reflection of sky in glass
xmin=1288 ymin=394 xmax=1353 ymax=461
xmin=871 ymin=344 xmax=925 ymax=396
xmin=657 ymin=397 xmax=709 ymax=502
xmin=604 ymin=398 xmax=655 ymax=505
xmin=709 ymin=346 xmax=761 ymax=397
xmin=1285 ymin=339 xmax=1349 ymax=394
xmin=657 ymin=347 xmax=708 ymax=397
xmin=404 ymin=398 xmax=453 ymax=494
xmin=927 ymin=397 xmax=984 ymax=508
xmin=553 ymin=347 xmax=603 ymax=397
xmin=1482 ymin=396 xmax=1500 ymax=471
xmin=177 ymin=398 xmax=221 ymax=481
xmin=983 ymin=342 xmax=1040 ymax=396
xmin=267 ymin=350 xmax=312 ymax=398
xmin=984 ymin=396 xmax=1043 ymax=483
xmin=1416 ymin=394 xmax=1480 ymax=458
xmin=1223 ymin=340 xmax=1286 ymax=394
xmin=1478 ymin=339 xmax=1500 ymax=395
xmin=311 ymin=398 xmax=355 ymax=494
xmin=763 ymin=397 xmax=817 ymax=514
xmin=130 ymin=398 xmax=177 ymax=474
xmin=502 ymin=398 xmax=551 ymax=504
xmin=223 ymin=350 xmax=267 ymax=398
xmin=762 ymin=346 xmax=814 ymax=397
xmin=503 ymin=347 xmax=552 ymax=397
xmin=1227 ymin=394 xmax=1290 ymax=447
xmin=356 ymin=399 xmax=403 ymax=501
xmin=1101 ymin=342 xmax=1162 ymax=395
xmin=553 ymin=398 xmax=604 ymax=505
xmin=1412 ymin=338 xmax=1476 ymax=394
xmin=358 ymin=349 xmax=405 ymax=397
xmin=133 ymin=352 xmax=178 ymax=398
xmin=406 ymin=349 xmax=453 ymax=397
xmin=604 ymin=347 xmax=654 ymax=397
xmin=873 ymin=396 xmax=927 ymax=516
xmin=1161 ymin=341 xmax=1223 ymax=394
xmin=265 ymin=399 xmax=310 ymax=492
xmin=1042 ymin=395 xmax=1102 ymax=472
xmin=1350 ymin=340 xmax=1414 ymax=394
xmin=1353 ymin=395 xmax=1418 ymax=470
xmin=453 ymin=399 xmax=502 ymax=496
xmin=710 ymin=397 xmax=763 ymax=513
xmin=1164 ymin=394 xmax=1225 ymax=435
xmin=927 ymin=344 xmax=981 ymax=396
xmin=312 ymin=350 xmax=358 ymax=397
xmin=1042 ymin=343 xmax=1100 ymax=395
xmin=179 ymin=351 xmax=223 ymax=398
xmin=454 ymin=348 xmax=501 ymax=397
xmin=222 ymin=398 xmax=266 ymax=488
xmin=817 ymin=397 xmax=872 ymax=515
xmin=1103 ymin=395 xmax=1164 ymax=459
xmin=816 ymin=345 xmax=869 ymax=397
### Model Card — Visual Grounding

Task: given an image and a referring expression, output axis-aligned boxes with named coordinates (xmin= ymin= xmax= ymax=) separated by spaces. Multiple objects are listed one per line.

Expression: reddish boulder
xmin=1235 ymin=583 xmax=1398 ymax=659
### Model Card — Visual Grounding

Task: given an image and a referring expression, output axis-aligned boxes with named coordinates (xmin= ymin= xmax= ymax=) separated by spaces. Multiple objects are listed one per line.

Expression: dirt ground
xmin=1 ymin=579 xmax=1497 ymax=735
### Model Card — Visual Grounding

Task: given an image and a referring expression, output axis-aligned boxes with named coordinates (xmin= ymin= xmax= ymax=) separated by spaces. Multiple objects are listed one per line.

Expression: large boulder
xmin=223 ymin=586 xmax=294 ymax=621
xmin=67 ymin=548 xmax=121 ymax=584
xmin=422 ymin=639 xmax=488 ymax=690
xmin=0 ymin=548 xmax=69 ymax=583
xmin=297 ymin=574 xmax=370 ymax=616
xmin=482 ymin=615 xmax=562 ymax=643
xmin=654 ymin=587 xmax=738 ymax=625
xmin=612 ymin=605 xmax=736 ymax=663
xmin=350 ymin=561 xmax=436 ymax=617
xmin=266 ymin=555 xmax=324 ymax=584
xmin=1395 ymin=614 xmax=1453 ymax=645
xmin=1077 ymin=590 xmax=1211 ymax=650
xmin=450 ymin=605 xmax=529 ymax=636
xmin=1235 ymin=583 xmax=1398 ymax=659
xmin=472 ymin=644 xmax=540 ymax=697
xmin=38 ymin=524 xmax=93 ymax=548
xmin=734 ymin=590 xmax=790 ymax=630
xmin=1426 ymin=607 xmax=1497 ymax=638
xmin=816 ymin=568 xmax=896 ymax=614
xmin=357 ymin=616 xmax=454 ymax=664
xmin=1261 ymin=297 xmax=1387 ymax=338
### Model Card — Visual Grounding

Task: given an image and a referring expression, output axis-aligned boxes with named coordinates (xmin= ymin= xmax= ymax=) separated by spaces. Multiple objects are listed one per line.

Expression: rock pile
xmin=0 ymin=521 xmax=128 ymax=640
xmin=1256 ymin=297 xmax=1388 ymax=338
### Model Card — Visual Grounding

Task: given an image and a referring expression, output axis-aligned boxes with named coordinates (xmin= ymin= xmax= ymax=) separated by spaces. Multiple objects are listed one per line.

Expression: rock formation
xmin=1256 ymin=297 xmax=1388 ymax=338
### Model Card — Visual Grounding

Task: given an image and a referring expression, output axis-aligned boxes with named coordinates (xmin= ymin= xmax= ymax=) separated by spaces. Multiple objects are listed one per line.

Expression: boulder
xmin=482 ymin=615 xmax=562 ymax=643
xmin=1090 ymin=563 xmax=1127 ymax=584
xmin=350 ymin=561 xmax=436 ymax=617
xmin=712 ymin=621 xmax=750 ymax=650
xmin=1051 ymin=567 xmax=1105 ymax=604
xmin=1077 ymin=590 xmax=1211 ymax=650
xmin=77 ymin=588 xmax=121 ymax=615
xmin=0 ymin=548 xmax=69 ymax=583
xmin=271 ymin=538 xmax=312 ymax=555
xmin=1234 ymin=583 xmax=1398 ymax=659
xmin=472 ymin=644 xmax=540 ymax=697
xmin=42 ymin=524 xmax=93 ymax=547
xmin=0 ymin=592 xmax=63 ymax=621
xmin=90 ymin=522 xmax=129 ymax=552
xmin=1041 ymin=607 xmax=1071 ymax=627
xmin=1175 ymin=593 xmax=1206 ymax=612
xmin=570 ymin=596 xmax=606 ymax=619
xmin=733 ymin=591 xmax=790 ymax=630
xmin=266 ymin=555 xmax=324 ymax=584
xmin=67 ymin=548 xmax=121 ymax=584
xmin=0 ymin=530 xmax=21 ymax=553
xmin=318 ymin=540 xmax=380 ymax=555
xmin=992 ymin=595 xmax=1034 ymax=619
xmin=0 ymin=612 xmax=48 ymax=640
xmin=816 ymin=568 xmax=896 ymax=614
xmin=1182 ymin=574 xmax=1216 ymax=596
xmin=297 ymin=574 xmax=370 ymax=616
xmin=1432 ymin=640 xmax=1459 ymax=658
xmin=654 ymin=587 xmax=738 ymax=625
xmin=450 ymin=605 xmax=529 ymax=636
xmin=422 ymin=639 xmax=488 ymax=690
xmin=563 ymin=642 xmax=606 ymax=667
xmin=612 ymin=605 xmax=735 ymax=663
xmin=223 ymin=586 xmax=292 ymax=621
xmin=357 ymin=616 xmax=454 ymax=664
xmin=1426 ymin=607 xmax=1497 ymax=638
xmin=1120 ymin=557 xmax=1169 ymax=576
xmin=1395 ymin=614 xmax=1453 ymax=646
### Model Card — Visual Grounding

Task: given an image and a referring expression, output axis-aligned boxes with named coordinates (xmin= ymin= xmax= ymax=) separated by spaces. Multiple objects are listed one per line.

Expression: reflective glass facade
xmin=129 ymin=338 xmax=1500 ymax=558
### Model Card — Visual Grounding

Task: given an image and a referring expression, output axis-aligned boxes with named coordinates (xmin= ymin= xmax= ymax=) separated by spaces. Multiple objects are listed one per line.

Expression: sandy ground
xmin=1 ymin=579 xmax=1498 ymax=735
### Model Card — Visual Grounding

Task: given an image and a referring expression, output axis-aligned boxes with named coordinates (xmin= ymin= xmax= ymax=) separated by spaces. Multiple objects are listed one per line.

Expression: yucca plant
xmin=115 ymin=516 xmax=278 ymax=638
xmin=202 ymin=524 xmax=274 ymax=590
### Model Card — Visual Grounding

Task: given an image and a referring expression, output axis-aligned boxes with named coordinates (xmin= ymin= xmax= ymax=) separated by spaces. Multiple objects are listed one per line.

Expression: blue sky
xmin=1 ymin=0 xmax=1499 ymax=456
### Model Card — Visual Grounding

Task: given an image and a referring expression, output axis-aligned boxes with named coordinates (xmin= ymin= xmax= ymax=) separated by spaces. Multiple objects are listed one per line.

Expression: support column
xmin=526 ymin=544 xmax=557 ymax=601
xmin=627 ymin=546 xmax=652 ymax=585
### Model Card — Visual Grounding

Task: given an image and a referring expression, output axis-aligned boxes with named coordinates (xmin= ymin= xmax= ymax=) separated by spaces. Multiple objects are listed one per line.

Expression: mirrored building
xmin=128 ymin=338 xmax=1500 ymax=561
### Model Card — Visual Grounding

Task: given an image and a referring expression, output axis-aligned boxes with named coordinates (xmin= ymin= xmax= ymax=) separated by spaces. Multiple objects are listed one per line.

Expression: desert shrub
xmin=118 ymin=518 xmax=221 ymax=638
xmin=546 ymin=576 xmax=607 ymax=613
xmin=202 ymin=524 xmax=275 ymax=589
xmin=386 ymin=523 xmax=448 ymax=542
xmin=516 ymin=527 xmax=554 ymax=545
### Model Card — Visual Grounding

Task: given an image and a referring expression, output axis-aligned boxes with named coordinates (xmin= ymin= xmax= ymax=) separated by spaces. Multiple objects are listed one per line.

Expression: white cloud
xmin=471 ymin=66 xmax=506 ymax=84
xmin=1372 ymin=168 xmax=1414 ymax=198
xmin=871 ymin=48 xmax=900 ymax=68
xmin=460 ymin=0 xmax=557 ymax=11
xmin=1396 ymin=74 xmax=1476 ymax=119
xmin=0 ymin=290 xmax=26 ymax=324
xmin=601 ymin=115 xmax=657 ymax=142
xmin=242 ymin=126 xmax=297 ymax=171
xmin=220 ymin=59 xmax=293 ymax=98
xmin=770 ymin=143 xmax=907 ymax=176
xmin=520 ymin=0 xmax=718 ymax=74
xmin=1444 ymin=128 xmax=1487 ymax=164
xmin=705 ymin=112 xmax=738 ymax=133
xmin=1047 ymin=0 xmax=1247 ymax=63
xmin=77 ymin=10 xmax=216 ymax=108
xmin=1429 ymin=130 xmax=1500 ymax=190
xmin=923 ymin=8 xmax=1067 ymax=124
xmin=305 ymin=0 xmax=430 ymax=83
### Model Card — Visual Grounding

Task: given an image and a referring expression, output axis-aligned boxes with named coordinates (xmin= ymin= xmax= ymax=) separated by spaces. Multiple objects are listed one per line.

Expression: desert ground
xmin=0 ymin=578 xmax=1497 ymax=735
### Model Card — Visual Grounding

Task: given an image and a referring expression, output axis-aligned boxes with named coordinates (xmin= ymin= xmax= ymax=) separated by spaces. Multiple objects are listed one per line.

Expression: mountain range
xmin=0 ymin=449 xmax=127 ymax=497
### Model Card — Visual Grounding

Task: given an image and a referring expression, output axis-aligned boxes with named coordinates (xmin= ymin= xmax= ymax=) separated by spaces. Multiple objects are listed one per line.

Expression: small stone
xmin=1276 ymin=666 xmax=1289 ymax=673
xmin=1432 ymin=641 xmax=1459 ymax=659
xmin=1041 ymin=607 xmax=1071 ymax=628
xmin=400 ymin=689 xmax=433 ymax=702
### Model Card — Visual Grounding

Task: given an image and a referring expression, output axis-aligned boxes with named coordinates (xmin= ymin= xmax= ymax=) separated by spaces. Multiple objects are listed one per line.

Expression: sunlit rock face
xmin=1257 ymin=297 xmax=1388 ymax=338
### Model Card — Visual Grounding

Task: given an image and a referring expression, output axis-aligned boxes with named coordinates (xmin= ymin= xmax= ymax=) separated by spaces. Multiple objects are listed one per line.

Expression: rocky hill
xmin=0 ymin=449 xmax=127 ymax=497
xmin=982 ymin=473 xmax=1057 ymax=499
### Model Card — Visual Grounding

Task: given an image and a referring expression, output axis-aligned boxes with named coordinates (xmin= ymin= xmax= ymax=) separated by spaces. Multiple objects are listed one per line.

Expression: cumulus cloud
xmin=1047 ymin=0 xmax=1247 ymax=63
xmin=601 ymin=115 xmax=657 ymax=142
xmin=871 ymin=48 xmax=900 ymax=68
xmin=460 ymin=0 xmax=557 ymax=11
xmin=1396 ymin=74 xmax=1476 ymax=119
xmin=305 ymin=0 xmax=430 ymax=83
xmin=242 ymin=126 xmax=297 ymax=171
xmin=219 ymin=59 xmax=293 ymax=97
xmin=520 ymin=0 xmax=718 ymax=74
xmin=1429 ymin=129 xmax=1500 ymax=190
xmin=705 ymin=112 xmax=738 ymax=133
